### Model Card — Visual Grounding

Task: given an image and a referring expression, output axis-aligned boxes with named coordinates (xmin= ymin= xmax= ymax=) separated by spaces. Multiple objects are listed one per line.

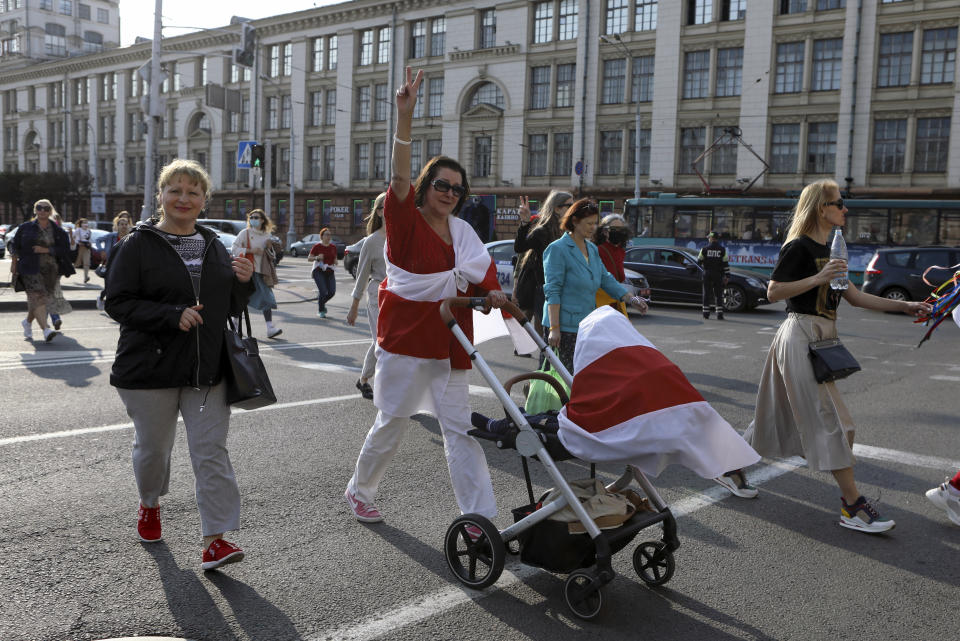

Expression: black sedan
xmin=623 ymin=245 xmax=770 ymax=312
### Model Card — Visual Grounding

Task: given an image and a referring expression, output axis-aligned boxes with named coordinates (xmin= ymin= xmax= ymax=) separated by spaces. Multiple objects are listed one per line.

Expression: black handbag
xmin=794 ymin=314 xmax=861 ymax=384
xmin=12 ymin=273 xmax=25 ymax=292
xmin=222 ymin=309 xmax=277 ymax=409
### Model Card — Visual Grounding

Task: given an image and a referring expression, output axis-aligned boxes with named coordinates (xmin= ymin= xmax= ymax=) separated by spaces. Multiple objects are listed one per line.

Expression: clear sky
xmin=120 ymin=0 xmax=343 ymax=47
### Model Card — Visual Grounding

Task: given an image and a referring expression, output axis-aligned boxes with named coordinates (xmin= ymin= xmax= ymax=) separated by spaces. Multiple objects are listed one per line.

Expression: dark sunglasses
xmin=825 ymin=199 xmax=844 ymax=209
xmin=430 ymin=178 xmax=466 ymax=198
xmin=35 ymin=205 xmax=52 ymax=211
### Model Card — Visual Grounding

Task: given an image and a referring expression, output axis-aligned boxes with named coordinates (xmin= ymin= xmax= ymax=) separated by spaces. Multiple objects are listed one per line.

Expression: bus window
xmin=675 ymin=209 xmax=711 ymax=238
xmin=939 ymin=212 xmax=960 ymax=246
xmin=652 ymin=206 xmax=674 ymax=237
xmin=890 ymin=210 xmax=937 ymax=245
xmin=844 ymin=209 xmax=888 ymax=244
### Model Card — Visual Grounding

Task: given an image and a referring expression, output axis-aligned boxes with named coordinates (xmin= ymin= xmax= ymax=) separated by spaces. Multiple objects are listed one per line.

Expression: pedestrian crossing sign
xmin=237 ymin=141 xmax=257 ymax=169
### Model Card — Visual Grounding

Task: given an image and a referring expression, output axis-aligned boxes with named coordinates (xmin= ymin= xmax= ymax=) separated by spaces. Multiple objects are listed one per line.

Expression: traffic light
xmin=250 ymin=144 xmax=265 ymax=169
xmin=234 ymin=23 xmax=256 ymax=68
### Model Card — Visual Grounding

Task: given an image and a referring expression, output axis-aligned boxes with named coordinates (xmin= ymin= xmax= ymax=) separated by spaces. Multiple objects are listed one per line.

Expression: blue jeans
xmin=312 ymin=269 xmax=336 ymax=312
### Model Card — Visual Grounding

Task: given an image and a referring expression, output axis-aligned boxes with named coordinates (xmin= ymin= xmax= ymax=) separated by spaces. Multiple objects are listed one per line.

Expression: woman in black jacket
xmin=105 ymin=159 xmax=255 ymax=571
xmin=10 ymin=199 xmax=71 ymax=342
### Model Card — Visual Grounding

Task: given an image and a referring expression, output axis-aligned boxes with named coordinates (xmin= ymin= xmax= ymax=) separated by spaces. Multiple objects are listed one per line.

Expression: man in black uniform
xmin=697 ymin=231 xmax=730 ymax=320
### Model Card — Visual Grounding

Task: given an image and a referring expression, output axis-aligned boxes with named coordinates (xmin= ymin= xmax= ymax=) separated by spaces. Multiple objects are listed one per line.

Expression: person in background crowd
xmin=543 ymin=199 xmax=647 ymax=374
xmin=346 ymin=193 xmax=387 ymax=401
xmin=594 ymin=213 xmax=635 ymax=316
xmin=233 ymin=209 xmax=283 ymax=338
xmin=698 ymin=231 xmax=730 ymax=320
xmin=105 ymin=158 xmax=254 ymax=570
xmin=733 ymin=179 xmax=930 ymax=534
xmin=345 ymin=67 xmax=506 ymax=530
xmin=97 ymin=212 xmax=133 ymax=312
xmin=927 ymin=471 xmax=960 ymax=526
xmin=513 ymin=189 xmax=573 ymax=334
xmin=73 ymin=217 xmax=92 ymax=283
xmin=309 ymin=228 xmax=337 ymax=318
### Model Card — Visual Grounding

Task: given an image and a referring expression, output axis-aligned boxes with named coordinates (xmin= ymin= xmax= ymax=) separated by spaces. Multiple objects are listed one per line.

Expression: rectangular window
xmin=599 ymin=130 xmax=622 ymax=174
xmin=428 ymin=77 xmax=443 ymax=118
xmin=683 ymin=50 xmax=710 ymax=99
xmin=79 ymin=3 xmax=90 ymax=19
xmin=877 ymin=32 xmax=912 ymax=87
xmin=636 ymin=0 xmax=657 ymax=30
xmin=413 ymin=83 xmax=425 ymax=118
xmin=715 ymin=47 xmax=743 ymax=97
xmin=558 ymin=0 xmax=578 ymax=40
xmin=712 ymin=132 xmax=737 ymax=174
xmin=310 ymin=91 xmax=322 ymax=127
xmin=534 ymin=2 xmax=553 ymax=44
xmin=816 ymin=0 xmax=845 ymax=9
xmin=774 ymin=42 xmax=804 ymax=93
xmin=914 ymin=116 xmax=950 ymax=173
xmin=679 ymin=127 xmax=706 ymax=174
xmin=806 ymin=121 xmax=837 ymax=173
xmin=528 ymin=134 xmax=548 ymax=176
xmin=373 ymin=142 xmax=387 ymax=179
xmin=474 ymin=135 xmax=492 ymax=177
xmin=556 ymin=63 xmax=576 ymax=107
xmin=378 ymin=27 xmax=391 ymax=64
xmin=360 ymin=29 xmax=373 ymax=65
xmin=267 ymin=96 xmax=278 ymax=129
xmin=282 ymin=43 xmax=292 ymax=76
xmin=631 ymin=55 xmax=655 ymax=102
xmin=427 ymin=138 xmax=442 ymax=159
xmin=375 ymin=83 xmax=389 ymax=121
xmin=281 ymin=95 xmax=291 ymax=129
xmin=724 ymin=0 xmax=746 ymax=20
xmin=97 ymin=7 xmax=108 ymax=23
xmin=480 ymin=10 xmax=496 ymax=48
xmin=688 ymin=0 xmax=713 ymax=25
xmin=309 ymin=146 xmax=322 ymax=180
xmin=356 ymin=85 xmax=371 ymax=122
xmin=355 ymin=143 xmax=369 ymax=179
xmin=324 ymin=144 xmax=335 ymax=179
xmin=312 ymin=37 xmax=324 ymax=71
xmin=329 ymin=35 xmax=338 ymax=70
xmin=770 ymin=123 xmax=800 ymax=173
xmin=601 ymin=58 xmax=626 ymax=104
xmin=324 ymin=89 xmax=336 ymax=126
xmin=605 ymin=0 xmax=628 ymax=35
xmin=269 ymin=45 xmax=280 ymax=77
xmin=628 ymin=128 xmax=652 ymax=175
xmin=780 ymin=0 xmax=807 ymax=13
xmin=411 ymin=140 xmax=423 ymax=178
xmin=60 ymin=0 xmax=72 ymax=15
xmin=431 ymin=18 xmax=446 ymax=57
xmin=410 ymin=20 xmax=425 ymax=58
xmin=40 ymin=0 xmax=53 ymax=10
xmin=812 ymin=38 xmax=842 ymax=90
xmin=871 ymin=119 xmax=906 ymax=174
xmin=920 ymin=27 xmax=957 ymax=85
xmin=530 ymin=66 xmax=551 ymax=109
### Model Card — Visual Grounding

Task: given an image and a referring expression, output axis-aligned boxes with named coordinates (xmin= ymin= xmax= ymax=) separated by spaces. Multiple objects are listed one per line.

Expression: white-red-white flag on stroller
xmin=557 ymin=306 xmax=760 ymax=479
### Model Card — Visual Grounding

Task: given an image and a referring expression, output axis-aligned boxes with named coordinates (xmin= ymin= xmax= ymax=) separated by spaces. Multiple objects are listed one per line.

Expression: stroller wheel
xmin=563 ymin=570 xmax=603 ymax=620
xmin=444 ymin=514 xmax=505 ymax=589
xmin=633 ymin=541 xmax=676 ymax=586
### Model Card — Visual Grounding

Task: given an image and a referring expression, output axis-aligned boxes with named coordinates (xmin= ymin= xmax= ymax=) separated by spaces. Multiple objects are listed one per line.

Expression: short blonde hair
xmin=784 ymin=179 xmax=838 ymax=244
xmin=32 ymin=199 xmax=58 ymax=220
xmin=155 ymin=158 xmax=211 ymax=217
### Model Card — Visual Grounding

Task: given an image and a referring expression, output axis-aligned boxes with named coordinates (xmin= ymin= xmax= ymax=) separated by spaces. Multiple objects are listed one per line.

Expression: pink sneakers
xmin=202 ymin=539 xmax=245 ymax=570
xmin=137 ymin=504 xmax=162 ymax=543
xmin=344 ymin=489 xmax=384 ymax=523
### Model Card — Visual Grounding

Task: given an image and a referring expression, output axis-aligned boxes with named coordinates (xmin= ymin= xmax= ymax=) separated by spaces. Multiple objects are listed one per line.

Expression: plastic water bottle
xmin=829 ymin=228 xmax=849 ymax=290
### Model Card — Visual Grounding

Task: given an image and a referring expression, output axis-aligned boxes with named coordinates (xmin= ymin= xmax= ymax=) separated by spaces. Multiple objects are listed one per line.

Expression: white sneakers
xmin=266 ymin=322 xmax=282 ymax=339
xmin=21 ymin=319 xmax=33 ymax=340
xmin=926 ymin=480 xmax=960 ymax=526
xmin=43 ymin=327 xmax=57 ymax=342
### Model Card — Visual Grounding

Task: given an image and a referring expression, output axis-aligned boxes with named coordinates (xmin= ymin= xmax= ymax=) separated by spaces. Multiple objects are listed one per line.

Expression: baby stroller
xmin=439 ymin=296 xmax=680 ymax=620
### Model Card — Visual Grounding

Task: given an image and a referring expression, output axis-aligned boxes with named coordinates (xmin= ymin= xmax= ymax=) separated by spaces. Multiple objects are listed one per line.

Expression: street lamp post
xmin=600 ymin=34 xmax=641 ymax=200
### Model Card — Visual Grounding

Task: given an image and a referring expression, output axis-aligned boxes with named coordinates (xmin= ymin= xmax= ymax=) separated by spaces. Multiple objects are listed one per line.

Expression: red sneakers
xmin=202 ymin=539 xmax=245 ymax=571
xmin=137 ymin=504 xmax=162 ymax=543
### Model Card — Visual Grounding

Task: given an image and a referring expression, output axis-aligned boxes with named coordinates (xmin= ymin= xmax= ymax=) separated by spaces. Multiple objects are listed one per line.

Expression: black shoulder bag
xmin=223 ymin=308 xmax=277 ymax=409
xmin=794 ymin=314 xmax=861 ymax=384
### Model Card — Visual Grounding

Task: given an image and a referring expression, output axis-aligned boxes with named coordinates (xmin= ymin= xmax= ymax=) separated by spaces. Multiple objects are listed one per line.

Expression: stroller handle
xmin=504 ymin=372 xmax=569 ymax=405
xmin=439 ymin=295 xmax=529 ymax=328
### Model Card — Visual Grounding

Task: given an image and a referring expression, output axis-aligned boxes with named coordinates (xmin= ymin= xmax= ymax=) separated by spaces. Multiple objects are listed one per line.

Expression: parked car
xmin=862 ymin=246 xmax=960 ymax=301
xmin=623 ymin=245 xmax=770 ymax=312
xmin=343 ymin=237 xmax=365 ymax=279
xmin=288 ymin=233 xmax=346 ymax=258
xmin=485 ymin=239 xmax=651 ymax=303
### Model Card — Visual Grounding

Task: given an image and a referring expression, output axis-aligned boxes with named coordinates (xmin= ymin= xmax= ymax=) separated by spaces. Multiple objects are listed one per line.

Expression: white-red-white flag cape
xmin=557 ymin=306 xmax=760 ymax=479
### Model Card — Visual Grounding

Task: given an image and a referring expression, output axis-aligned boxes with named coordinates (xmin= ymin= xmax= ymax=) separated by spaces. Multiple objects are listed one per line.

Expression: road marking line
xmin=930 ymin=375 xmax=960 ymax=382
xmin=674 ymin=349 xmax=710 ymax=355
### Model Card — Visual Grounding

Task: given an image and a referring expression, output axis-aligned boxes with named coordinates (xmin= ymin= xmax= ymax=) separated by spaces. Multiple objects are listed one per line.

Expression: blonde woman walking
xmin=233 ymin=209 xmax=283 ymax=338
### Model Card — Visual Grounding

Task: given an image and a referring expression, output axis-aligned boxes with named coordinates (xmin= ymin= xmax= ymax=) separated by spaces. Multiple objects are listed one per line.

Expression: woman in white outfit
xmin=346 ymin=193 xmax=387 ymax=401
xmin=232 ymin=209 xmax=282 ymax=338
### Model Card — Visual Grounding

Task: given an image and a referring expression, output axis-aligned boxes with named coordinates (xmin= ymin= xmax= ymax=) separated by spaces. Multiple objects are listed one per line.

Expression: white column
xmin=334 ymin=29 xmax=355 ymax=186
xmin=649 ymin=0 xmax=682 ymax=187
xmin=847 ymin=1 xmax=877 ymax=186
xmin=290 ymin=38 xmax=307 ymax=189
xmin=736 ymin=0 xmax=774 ymax=186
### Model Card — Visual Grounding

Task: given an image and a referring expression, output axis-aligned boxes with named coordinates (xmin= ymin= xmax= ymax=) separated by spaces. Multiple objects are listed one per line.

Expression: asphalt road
xmin=0 ymin=256 xmax=957 ymax=641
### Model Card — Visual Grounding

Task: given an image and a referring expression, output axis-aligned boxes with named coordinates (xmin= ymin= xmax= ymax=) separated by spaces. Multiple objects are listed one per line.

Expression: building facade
xmin=0 ymin=0 xmax=957 ymax=241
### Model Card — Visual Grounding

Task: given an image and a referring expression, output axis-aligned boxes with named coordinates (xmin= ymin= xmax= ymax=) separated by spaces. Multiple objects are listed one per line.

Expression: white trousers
xmin=360 ymin=279 xmax=381 ymax=381
xmin=347 ymin=369 xmax=497 ymax=518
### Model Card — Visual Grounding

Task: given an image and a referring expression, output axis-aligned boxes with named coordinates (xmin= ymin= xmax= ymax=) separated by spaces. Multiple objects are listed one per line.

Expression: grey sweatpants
xmin=117 ymin=382 xmax=241 ymax=536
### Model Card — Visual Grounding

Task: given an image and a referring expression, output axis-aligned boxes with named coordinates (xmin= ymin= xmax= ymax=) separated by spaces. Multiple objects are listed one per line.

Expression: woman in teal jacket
xmin=543 ymin=199 xmax=648 ymax=372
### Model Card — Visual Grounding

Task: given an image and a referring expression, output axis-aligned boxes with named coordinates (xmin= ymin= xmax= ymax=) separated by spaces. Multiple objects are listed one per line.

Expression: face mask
xmin=81 ymin=224 xmax=89 ymax=230
xmin=607 ymin=227 xmax=629 ymax=244
xmin=250 ymin=219 xmax=262 ymax=229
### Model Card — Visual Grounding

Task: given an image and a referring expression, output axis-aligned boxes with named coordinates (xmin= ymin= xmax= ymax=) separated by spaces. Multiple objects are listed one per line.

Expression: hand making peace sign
xmin=395 ymin=66 xmax=424 ymax=118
